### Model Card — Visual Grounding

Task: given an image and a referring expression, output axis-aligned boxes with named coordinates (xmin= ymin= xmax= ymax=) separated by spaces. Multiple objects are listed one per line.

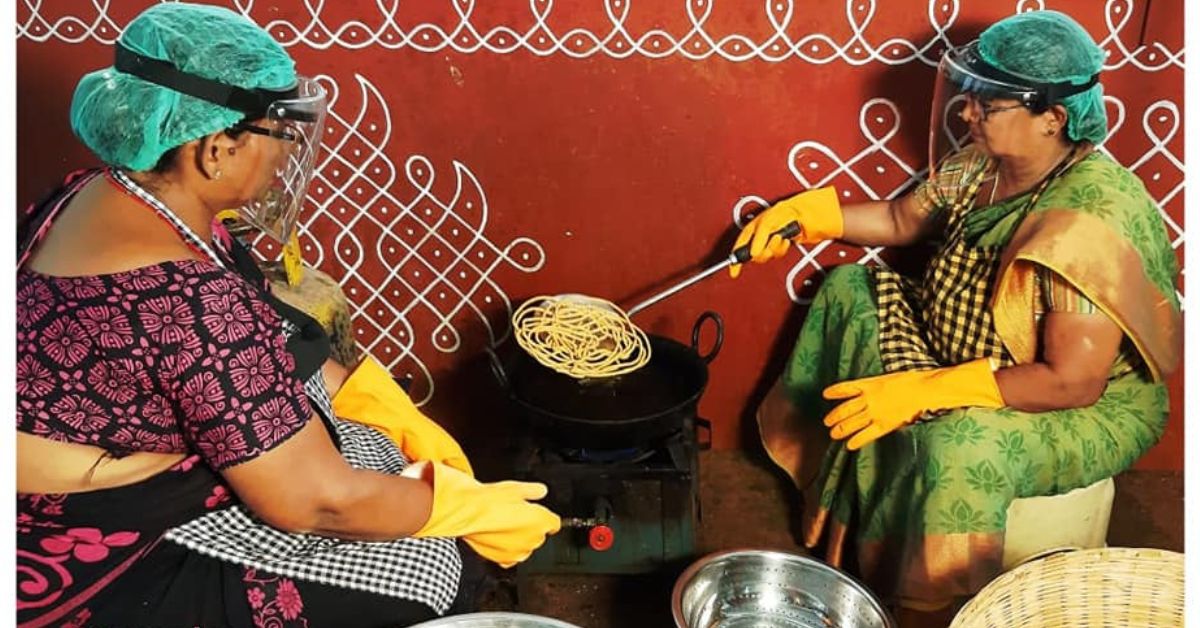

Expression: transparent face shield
xmin=235 ymin=77 xmax=327 ymax=243
xmin=928 ymin=41 xmax=1098 ymax=179
xmin=928 ymin=43 xmax=1042 ymax=179
xmin=110 ymin=44 xmax=328 ymax=244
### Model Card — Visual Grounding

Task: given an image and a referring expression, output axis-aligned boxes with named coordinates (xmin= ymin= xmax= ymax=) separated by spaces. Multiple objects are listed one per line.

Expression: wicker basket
xmin=950 ymin=548 xmax=1183 ymax=627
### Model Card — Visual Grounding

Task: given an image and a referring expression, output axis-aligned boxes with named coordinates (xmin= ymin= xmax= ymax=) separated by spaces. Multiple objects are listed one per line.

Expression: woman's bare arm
xmin=994 ymin=311 xmax=1123 ymax=412
xmin=221 ymin=416 xmax=433 ymax=541
xmin=840 ymin=192 xmax=937 ymax=247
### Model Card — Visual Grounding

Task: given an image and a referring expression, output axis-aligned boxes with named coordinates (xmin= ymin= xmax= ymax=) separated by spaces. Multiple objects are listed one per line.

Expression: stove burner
xmin=513 ymin=425 xmax=701 ymax=574
xmin=557 ymin=446 xmax=657 ymax=464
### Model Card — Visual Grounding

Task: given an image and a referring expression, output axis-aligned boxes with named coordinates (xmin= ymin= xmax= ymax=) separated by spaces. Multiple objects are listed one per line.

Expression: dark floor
xmin=478 ymin=450 xmax=1183 ymax=628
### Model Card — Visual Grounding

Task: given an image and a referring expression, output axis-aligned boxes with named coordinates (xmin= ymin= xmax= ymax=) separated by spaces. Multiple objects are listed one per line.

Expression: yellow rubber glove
xmin=403 ymin=461 xmax=562 ymax=568
xmin=331 ymin=356 xmax=473 ymax=476
xmin=729 ymin=186 xmax=844 ymax=278
xmin=822 ymin=359 xmax=1004 ymax=451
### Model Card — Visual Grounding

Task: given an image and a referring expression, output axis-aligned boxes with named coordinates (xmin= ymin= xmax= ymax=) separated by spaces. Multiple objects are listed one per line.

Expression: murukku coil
xmin=512 ymin=294 xmax=651 ymax=379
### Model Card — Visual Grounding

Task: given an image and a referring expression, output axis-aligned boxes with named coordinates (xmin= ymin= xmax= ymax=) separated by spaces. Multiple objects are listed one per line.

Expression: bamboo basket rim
xmin=950 ymin=547 xmax=1184 ymax=628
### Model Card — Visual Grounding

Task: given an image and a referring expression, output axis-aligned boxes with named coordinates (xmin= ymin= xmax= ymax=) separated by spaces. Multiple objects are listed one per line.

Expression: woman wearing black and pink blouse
xmin=16 ymin=4 xmax=559 ymax=627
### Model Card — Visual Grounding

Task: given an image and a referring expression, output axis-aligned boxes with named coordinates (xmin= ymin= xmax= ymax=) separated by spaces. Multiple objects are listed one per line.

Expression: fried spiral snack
xmin=512 ymin=295 xmax=651 ymax=379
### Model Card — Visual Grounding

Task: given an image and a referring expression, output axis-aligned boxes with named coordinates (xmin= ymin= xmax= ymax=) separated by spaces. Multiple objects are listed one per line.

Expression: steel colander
xmin=672 ymin=549 xmax=895 ymax=628
xmin=410 ymin=612 xmax=583 ymax=628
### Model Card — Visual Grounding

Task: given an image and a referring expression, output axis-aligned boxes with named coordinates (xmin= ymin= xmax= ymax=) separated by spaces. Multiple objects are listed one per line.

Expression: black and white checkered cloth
xmin=876 ymin=154 xmax=1012 ymax=374
xmin=164 ymin=321 xmax=462 ymax=614
xmin=876 ymin=145 xmax=1081 ymax=376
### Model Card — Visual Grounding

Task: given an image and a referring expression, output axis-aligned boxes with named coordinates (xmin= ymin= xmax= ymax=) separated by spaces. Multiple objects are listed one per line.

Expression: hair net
xmin=69 ymin=3 xmax=297 ymax=171
xmin=977 ymin=10 xmax=1107 ymax=144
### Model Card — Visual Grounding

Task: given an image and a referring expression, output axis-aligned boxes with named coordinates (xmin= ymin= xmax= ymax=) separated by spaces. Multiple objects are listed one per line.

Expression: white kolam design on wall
xmin=18 ymin=0 xmax=1183 ymax=401
xmin=18 ymin=0 xmax=1181 ymax=71
xmin=258 ymin=74 xmax=546 ymax=405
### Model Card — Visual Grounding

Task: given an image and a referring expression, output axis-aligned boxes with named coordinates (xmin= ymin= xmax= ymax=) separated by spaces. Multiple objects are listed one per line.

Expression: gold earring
xmin=214 ymin=169 xmax=223 ymax=180
xmin=228 ymin=148 xmax=236 ymax=156
xmin=1045 ymin=127 xmax=1057 ymax=136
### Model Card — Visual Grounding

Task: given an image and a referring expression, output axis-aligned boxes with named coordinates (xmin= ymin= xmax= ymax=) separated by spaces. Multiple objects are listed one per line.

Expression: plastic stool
xmin=1002 ymin=477 xmax=1114 ymax=570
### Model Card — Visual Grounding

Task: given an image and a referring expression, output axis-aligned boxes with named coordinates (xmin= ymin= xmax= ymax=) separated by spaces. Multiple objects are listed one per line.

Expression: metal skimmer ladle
xmin=624 ymin=221 xmax=800 ymax=317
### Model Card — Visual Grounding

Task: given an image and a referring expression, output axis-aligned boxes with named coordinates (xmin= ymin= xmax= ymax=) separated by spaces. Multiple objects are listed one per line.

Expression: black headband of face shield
xmin=113 ymin=43 xmax=316 ymax=122
xmin=953 ymin=42 xmax=1099 ymax=111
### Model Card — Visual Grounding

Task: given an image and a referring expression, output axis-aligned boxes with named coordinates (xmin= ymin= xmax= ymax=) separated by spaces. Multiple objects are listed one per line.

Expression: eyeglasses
xmin=233 ymin=121 xmax=300 ymax=143
xmin=963 ymin=95 xmax=1026 ymax=122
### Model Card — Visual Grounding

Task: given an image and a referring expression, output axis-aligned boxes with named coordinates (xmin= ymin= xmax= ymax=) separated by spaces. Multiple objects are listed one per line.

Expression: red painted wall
xmin=17 ymin=1 xmax=1183 ymax=470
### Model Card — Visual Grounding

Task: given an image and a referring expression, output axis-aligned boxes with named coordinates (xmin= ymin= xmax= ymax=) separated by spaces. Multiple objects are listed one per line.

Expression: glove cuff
xmin=405 ymin=461 xmax=467 ymax=538
xmin=788 ymin=186 xmax=844 ymax=243
xmin=938 ymin=358 xmax=1005 ymax=410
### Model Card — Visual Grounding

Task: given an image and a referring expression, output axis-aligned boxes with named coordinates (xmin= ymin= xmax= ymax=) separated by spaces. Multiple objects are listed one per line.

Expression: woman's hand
xmin=403 ymin=461 xmax=560 ymax=568
xmin=729 ymin=187 xmax=843 ymax=279
xmin=822 ymin=359 xmax=1004 ymax=450
xmin=332 ymin=356 xmax=473 ymax=476
xmin=728 ymin=188 xmax=938 ymax=279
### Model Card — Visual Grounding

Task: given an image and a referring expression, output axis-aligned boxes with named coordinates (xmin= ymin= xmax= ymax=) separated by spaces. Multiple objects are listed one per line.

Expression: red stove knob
xmin=588 ymin=525 xmax=614 ymax=552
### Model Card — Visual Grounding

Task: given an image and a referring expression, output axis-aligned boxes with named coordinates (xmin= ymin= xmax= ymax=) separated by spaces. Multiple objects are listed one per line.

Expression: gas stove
xmin=513 ymin=420 xmax=703 ymax=574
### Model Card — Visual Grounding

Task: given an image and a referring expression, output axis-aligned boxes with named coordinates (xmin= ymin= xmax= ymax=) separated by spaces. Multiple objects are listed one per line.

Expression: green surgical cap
xmin=70 ymin=3 xmax=297 ymax=171
xmin=978 ymin=10 xmax=1107 ymax=145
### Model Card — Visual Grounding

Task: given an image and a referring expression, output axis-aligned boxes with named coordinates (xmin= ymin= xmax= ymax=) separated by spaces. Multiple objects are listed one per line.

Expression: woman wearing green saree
xmin=730 ymin=10 xmax=1181 ymax=624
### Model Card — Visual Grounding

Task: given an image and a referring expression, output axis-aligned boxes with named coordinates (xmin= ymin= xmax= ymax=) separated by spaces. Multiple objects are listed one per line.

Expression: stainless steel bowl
xmin=672 ymin=549 xmax=896 ymax=628
xmin=409 ymin=612 xmax=584 ymax=628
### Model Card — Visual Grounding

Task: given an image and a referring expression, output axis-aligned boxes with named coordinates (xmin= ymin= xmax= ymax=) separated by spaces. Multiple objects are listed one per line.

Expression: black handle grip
xmin=483 ymin=346 xmax=510 ymax=390
xmin=690 ymin=311 xmax=724 ymax=365
xmin=730 ymin=221 xmax=802 ymax=264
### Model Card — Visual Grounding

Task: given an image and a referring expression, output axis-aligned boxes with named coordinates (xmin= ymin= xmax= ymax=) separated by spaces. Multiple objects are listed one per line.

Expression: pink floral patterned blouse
xmin=16 ymin=259 xmax=313 ymax=469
